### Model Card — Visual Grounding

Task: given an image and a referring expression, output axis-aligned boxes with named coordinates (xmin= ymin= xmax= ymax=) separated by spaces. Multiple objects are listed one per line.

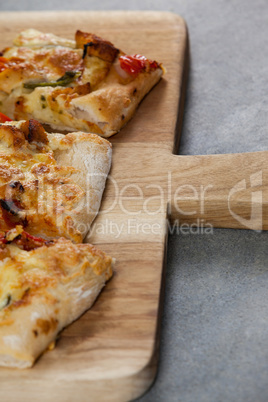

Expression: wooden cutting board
xmin=0 ymin=11 xmax=267 ymax=402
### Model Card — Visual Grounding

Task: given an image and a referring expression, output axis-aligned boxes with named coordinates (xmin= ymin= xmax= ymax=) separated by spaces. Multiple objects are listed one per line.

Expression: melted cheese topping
xmin=0 ymin=121 xmax=84 ymax=242
xmin=0 ymin=29 xmax=126 ymax=133
xmin=13 ymin=28 xmax=76 ymax=48
xmin=1 ymin=46 xmax=83 ymax=91
xmin=0 ymin=29 xmax=165 ymax=138
xmin=0 ymin=29 xmax=114 ymax=92
xmin=0 ymin=237 xmax=113 ymax=321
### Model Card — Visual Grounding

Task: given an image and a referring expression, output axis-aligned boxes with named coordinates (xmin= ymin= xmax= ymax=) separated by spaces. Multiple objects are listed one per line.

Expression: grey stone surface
xmin=138 ymin=229 xmax=268 ymax=402
xmin=1 ymin=1 xmax=267 ymax=401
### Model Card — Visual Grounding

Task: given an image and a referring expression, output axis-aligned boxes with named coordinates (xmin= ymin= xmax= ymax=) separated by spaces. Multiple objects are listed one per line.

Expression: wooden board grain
xmin=0 ymin=10 xmax=267 ymax=402
xmin=0 ymin=11 xmax=187 ymax=402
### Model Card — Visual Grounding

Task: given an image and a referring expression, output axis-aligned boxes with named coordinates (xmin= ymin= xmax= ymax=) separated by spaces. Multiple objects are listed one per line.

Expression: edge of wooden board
xmin=0 ymin=11 xmax=188 ymax=402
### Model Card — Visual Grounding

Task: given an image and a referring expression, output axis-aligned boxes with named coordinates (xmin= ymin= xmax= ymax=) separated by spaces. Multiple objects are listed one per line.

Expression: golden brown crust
xmin=0 ymin=237 xmax=114 ymax=368
xmin=0 ymin=120 xmax=112 ymax=241
xmin=48 ymin=130 xmax=112 ymax=237
xmin=0 ymin=29 xmax=164 ymax=137
xmin=75 ymin=30 xmax=119 ymax=63
xmin=71 ymin=67 xmax=163 ymax=137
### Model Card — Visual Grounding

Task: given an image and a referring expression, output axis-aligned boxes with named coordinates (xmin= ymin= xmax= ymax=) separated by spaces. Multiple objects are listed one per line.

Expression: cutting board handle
xmin=168 ymin=151 xmax=268 ymax=230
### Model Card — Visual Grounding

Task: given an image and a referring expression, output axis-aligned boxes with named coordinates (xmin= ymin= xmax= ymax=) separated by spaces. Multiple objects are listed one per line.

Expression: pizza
xmin=0 ymin=29 xmax=164 ymax=137
xmin=0 ymin=225 xmax=114 ymax=368
xmin=0 ymin=25 xmax=162 ymax=370
xmin=0 ymin=117 xmax=114 ymax=367
xmin=0 ymin=118 xmax=112 ymax=241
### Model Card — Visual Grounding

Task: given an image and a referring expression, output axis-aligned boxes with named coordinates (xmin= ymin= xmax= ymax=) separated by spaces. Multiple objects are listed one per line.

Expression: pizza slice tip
xmin=0 ymin=226 xmax=114 ymax=368
xmin=0 ymin=29 xmax=165 ymax=137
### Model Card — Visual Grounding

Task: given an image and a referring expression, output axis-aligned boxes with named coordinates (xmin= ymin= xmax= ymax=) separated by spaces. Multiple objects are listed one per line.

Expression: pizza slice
xmin=0 ymin=119 xmax=112 ymax=242
xmin=0 ymin=29 xmax=164 ymax=137
xmin=0 ymin=226 xmax=114 ymax=368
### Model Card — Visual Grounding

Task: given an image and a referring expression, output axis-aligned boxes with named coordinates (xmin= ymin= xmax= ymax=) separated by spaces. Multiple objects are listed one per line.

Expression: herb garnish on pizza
xmin=0 ymin=29 xmax=164 ymax=137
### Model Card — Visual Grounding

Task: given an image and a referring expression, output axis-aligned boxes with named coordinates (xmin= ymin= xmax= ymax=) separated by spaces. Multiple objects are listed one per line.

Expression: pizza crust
xmin=0 ymin=238 xmax=114 ymax=368
xmin=0 ymin=121 xmax=112 ymax=241
xmin=48 ymin=131 xmax=112 ymax=237
xmin=71 ymin=67 xmax=163 ymax=137
xmin=0 ymin=29 xmax=164 ymax=137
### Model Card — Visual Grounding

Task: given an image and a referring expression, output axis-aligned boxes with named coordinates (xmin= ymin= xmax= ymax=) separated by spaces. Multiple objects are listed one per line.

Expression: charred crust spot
xmin=82 ymin=42 xmax=94 ymax=59
xmin=0 ymin=199 xmax=20 ymax=216
xmin=76 ymin=30 xmax=119 ymax=63
xmin=133 ymin=88 xmax=137 ymax=95
xmin=20 ymin=119 xmax=48 ymax=145
xmin=0 ymin=198 xmax=27 ymax=228
xmin=8 ymin=181 xmax=24 ymax=193
xmin=121 ymin=114 xmax=125 ymax=120
xmin=33 ymin=329 xmax=39 ymax=337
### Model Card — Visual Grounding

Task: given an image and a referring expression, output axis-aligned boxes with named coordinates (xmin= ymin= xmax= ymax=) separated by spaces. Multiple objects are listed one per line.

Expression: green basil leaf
xmin=23 ymin=71 xmax=81 ymax=89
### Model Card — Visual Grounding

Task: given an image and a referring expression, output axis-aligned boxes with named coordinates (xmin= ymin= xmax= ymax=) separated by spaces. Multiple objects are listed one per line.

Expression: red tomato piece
xmin=22 ymin=231 xmax=46 ymax=243
xmin=0 ymin=112 xmax=12 ymax=123
xmin=119 ymin=54 xmax=158 ymax=75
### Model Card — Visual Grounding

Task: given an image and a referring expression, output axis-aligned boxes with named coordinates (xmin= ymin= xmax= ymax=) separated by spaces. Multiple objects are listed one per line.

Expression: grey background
xmin=1 ymin=1 xmax=268 ymax=401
